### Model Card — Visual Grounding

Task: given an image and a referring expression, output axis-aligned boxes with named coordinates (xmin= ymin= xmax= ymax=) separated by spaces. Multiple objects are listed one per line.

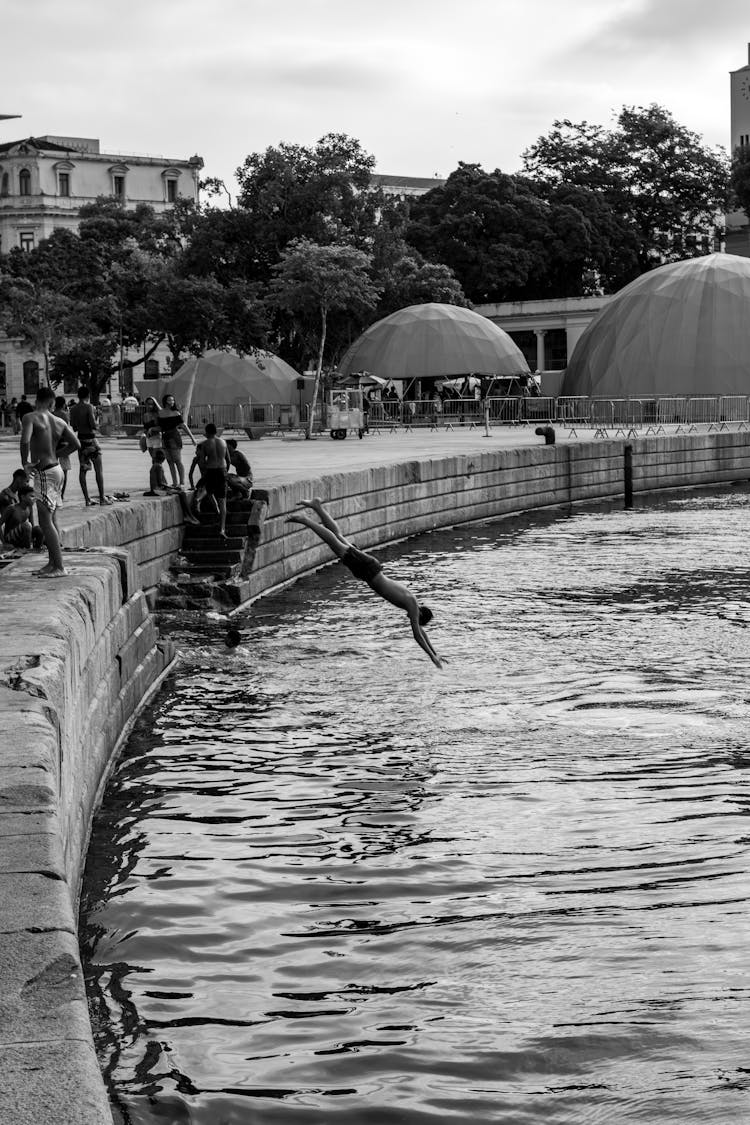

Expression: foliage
xmin=522 ymin=104 xmax=730 ymax=281
xmin=234 ymin=133 xmax=380 ymax=284
xmin=406 ymin=162 xmax=612 ymax=302
xmin=268 ymin=239 xmax=380 ymax=436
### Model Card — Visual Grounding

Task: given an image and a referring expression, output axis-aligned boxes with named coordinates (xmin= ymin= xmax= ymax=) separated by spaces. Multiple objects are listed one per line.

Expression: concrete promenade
xmin=0 ymin=425 xmax=568 ymax=521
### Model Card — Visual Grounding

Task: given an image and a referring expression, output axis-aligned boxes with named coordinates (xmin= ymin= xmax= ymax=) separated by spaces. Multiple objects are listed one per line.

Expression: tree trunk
xmin=305 ymin=305 xmax=327 ymax=440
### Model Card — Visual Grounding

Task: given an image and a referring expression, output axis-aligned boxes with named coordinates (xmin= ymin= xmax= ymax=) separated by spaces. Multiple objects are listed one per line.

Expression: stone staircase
xmin=154 ymin=491 xmax=268 ymax=612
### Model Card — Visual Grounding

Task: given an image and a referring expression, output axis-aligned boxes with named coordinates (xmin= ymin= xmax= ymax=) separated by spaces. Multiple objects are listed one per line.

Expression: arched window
xmin=0 ymin=170 xmax=7 ymax=197
xmin=23 ymin=360 xmax=40 ymax=396
xmin=144 ymin=358 xmax=160 ymax=377
xmin=0 ymin=359 xmax=7 ymax=398
xmin=19 ymin=168 xmax=31 ymax=196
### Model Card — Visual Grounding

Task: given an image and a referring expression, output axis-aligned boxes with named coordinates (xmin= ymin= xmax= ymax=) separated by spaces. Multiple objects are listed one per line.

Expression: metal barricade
xmin=519 ymin=396 xmax=555 ymax=424
xmin=656 ymin=397 xmax=686 ymax=427
xmin=443 ymin=397 xmax=484 ymax=426
xmin=589 ymin=399 xmax=614 ymax=434
xmin=683 ymin=396 xmax=720 ymax=430
xmin=556 ymin=397 xmax=590 ymax=428
xmin=485 ymin=396 xmax=520 ymax=425
xmin=718 ymin=396 xmax=749 ymax=429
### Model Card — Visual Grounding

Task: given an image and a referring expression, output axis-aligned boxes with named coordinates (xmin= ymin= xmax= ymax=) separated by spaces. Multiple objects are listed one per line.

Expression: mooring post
xmin=624 ymin=443 xmax=633 ymax=509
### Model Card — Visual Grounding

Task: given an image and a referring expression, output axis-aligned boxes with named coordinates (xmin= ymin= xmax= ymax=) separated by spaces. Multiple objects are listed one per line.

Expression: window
xmin=23 ymin=360 xmax=40 ymax=396
xmin=166 ymin=178 xmax=177 ymax=202
xmin=18 ymin=168 xmax=31 ymax=196
xmin=0 ymin=360 xmax=6 ymax=398
xmin=0 ymin=171 xmax=7 ymax=197
xmin=19 ymin=231 xmax=35 ymax=252
xmin=58 ymin=172 xmax=70 ymax=197
xmin=113 ymin=175 xmax=125 ymax=200
xmin=120 ymin=360 xmax=134 ymax=395
xmin=144 ymin=358 xmax=160 ymax=377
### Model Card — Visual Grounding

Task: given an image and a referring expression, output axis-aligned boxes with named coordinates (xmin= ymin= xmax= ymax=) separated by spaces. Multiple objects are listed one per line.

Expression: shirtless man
xmin=20 ymin=386 xmax=81 ymax=577
xmin=69 ymin=384 xmax=111 ymax=506
xmin=193 ymin=423 xmax=230 ymax=538
xmin=286 ymin=498 xmax=443 ymax=668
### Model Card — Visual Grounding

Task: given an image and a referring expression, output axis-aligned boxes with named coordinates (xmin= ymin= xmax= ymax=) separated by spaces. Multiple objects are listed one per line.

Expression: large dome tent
xmin=337 ymin=303 xmax=529 ymax=382
xmin=562 ymin=254 xmax=750 ymax=398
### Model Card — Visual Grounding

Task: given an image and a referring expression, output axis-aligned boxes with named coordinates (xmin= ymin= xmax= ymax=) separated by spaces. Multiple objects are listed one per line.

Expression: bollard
xmin=535 ymin=425 xmax=556 ymax=445
xmin=624 ymin=443 xmax=633 ymax=509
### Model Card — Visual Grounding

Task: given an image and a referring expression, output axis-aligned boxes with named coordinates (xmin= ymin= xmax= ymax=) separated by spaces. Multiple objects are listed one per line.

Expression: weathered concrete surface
xmin=1 ymin=424 xmax=749 ymax=1123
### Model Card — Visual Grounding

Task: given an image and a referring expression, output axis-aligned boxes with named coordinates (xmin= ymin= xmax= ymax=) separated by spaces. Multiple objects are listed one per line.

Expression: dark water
xmin=80 ymin=490 xmax=750 ymax=1125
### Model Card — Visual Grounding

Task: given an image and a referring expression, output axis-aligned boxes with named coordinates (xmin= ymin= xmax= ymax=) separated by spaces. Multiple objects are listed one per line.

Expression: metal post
xmin=624 ymin=443 xmax=633 ymax=509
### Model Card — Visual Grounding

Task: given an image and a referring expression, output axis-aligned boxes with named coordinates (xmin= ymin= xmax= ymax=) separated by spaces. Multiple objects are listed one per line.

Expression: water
xmin=80 ymin=489 xmax=750 ymax=1125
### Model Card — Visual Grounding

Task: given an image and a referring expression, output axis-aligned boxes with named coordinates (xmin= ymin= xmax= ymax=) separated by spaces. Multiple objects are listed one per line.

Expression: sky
xmin=2 ymin=0 xmax=749 ymax=196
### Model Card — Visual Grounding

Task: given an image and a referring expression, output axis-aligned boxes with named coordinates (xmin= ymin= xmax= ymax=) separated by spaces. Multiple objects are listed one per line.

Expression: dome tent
xmin=338 ymin=303 xmax=529 ymax=381
xmin=157 ymin=350 xmax=301 ymax=408
xmin=562 ymin=254 xmax=750 ymax=398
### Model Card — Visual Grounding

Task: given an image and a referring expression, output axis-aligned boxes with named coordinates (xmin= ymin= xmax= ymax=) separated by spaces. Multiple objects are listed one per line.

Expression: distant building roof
xmin=371 ymin=173 xmax=446 ymax=197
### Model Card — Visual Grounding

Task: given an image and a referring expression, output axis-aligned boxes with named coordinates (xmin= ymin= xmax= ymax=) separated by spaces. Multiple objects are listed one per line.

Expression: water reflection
xmin=80 ymin=489 xmax=750 ymax=1124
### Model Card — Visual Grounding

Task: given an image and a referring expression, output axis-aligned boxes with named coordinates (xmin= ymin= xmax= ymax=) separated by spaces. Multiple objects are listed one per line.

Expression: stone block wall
xmin=0 ymin=499 xmax=182 ymax=1125
xmin=243 ymin=432 xmax=750 ymax=602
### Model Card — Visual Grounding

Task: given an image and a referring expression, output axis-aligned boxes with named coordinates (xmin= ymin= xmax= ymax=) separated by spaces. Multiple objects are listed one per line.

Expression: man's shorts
xmin=341 ymin=545 xmax=383 ymax=584
xmin=33 ymin=464 xmax=65 ymax=512
xmin=204 ymin=467 xmax=227 ymax=498
xmin=78 ymin=437 xmax=101 ymax=470
xmin=3 ymin=521 xmax=32 ymax=548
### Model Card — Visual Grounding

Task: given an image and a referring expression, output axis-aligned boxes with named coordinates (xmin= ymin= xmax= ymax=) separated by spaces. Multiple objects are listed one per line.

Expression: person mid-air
xmin=286 ymin=498 xmax=442 ymax=668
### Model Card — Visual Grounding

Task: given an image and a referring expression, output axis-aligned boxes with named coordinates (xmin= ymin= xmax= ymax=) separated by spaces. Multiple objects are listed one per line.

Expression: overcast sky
xmin=3 ymin=0 xmax=748 ymax=195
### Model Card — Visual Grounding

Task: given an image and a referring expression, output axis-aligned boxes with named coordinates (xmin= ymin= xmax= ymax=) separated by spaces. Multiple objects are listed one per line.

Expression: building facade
xmin=0 ymin=134 xmax=203 ymax=400
xmin=727 ymin=45 xmax=750 ymax=255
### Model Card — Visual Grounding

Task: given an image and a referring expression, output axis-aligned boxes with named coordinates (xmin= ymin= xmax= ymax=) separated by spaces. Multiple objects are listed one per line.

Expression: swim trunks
xmin=33 ymin=464 xmax=65 ymax=512
xmin=204 ymin=467 xmax=227 ymax=498
xmin=77 ymin=437 xmax=101 ymax=466
xmin=341 ymin=545 xmax=383 ymax=584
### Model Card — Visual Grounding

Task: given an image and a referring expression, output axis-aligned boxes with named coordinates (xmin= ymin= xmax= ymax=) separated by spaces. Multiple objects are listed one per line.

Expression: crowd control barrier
xmin=49 ymin=394 xmax=750 ymax=439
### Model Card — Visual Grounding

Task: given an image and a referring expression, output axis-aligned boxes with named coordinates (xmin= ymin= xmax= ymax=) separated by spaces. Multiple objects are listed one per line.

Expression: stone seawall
xmin=239 ymin=432 xmax=750 ymax=604
xmin=1 ymin=431 xmax=748 ymax=1124
xmin=0 ymin=499 xmax=182 ymax=1125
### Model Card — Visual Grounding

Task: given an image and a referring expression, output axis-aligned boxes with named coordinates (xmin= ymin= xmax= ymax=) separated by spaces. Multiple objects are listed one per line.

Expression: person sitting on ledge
xmin=0 ymin=484 xmax=43 ymax=550
xmin=286 ymin=498 xmax=443 ymax=669
xmin=144 ymin=449 xmax=199 ymax=524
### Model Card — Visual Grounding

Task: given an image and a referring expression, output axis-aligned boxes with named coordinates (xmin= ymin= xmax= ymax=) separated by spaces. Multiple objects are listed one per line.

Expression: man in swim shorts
xmin=69 ymin=385 xmax=111 ymax=506
xmin=20 ymin=386 xmax=81 ymax=577
xmin=286 ymin=498 xmax=442 ymax=668
xmin=194 ymin=423 xmax=230 ymax=538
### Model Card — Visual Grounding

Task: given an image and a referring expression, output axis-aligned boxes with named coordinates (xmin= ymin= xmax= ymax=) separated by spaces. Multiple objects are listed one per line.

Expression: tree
xmin=268 ymin=240 xmax=380 ymax=438
xmin=406 ymin=163 xmax=607 ymax=302
xmin=234 ymin=133 xmax=380 ymax=284
xmin=523 ymin=104 xmax=730 ymax=281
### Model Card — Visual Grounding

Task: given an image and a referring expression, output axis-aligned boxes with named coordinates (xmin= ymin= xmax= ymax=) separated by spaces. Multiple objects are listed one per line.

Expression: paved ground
xmin=0 ymin=425 xmax=580 ymax=534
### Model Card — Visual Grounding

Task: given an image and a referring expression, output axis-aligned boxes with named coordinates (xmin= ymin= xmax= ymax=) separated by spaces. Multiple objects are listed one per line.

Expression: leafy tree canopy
xmin=234 ymin=133 xmax=380 ymax=283
xmin=522 ymin=104 xmax=730 ymax=278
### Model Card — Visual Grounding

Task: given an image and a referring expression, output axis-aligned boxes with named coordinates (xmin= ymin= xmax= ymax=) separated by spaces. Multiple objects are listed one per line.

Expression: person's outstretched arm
xmin=407 ymin=609 xmax=443 ymax=668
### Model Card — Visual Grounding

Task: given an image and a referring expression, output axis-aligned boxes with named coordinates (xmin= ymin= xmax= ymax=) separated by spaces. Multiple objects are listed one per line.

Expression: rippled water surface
xmin=80 ymin=490 xmax=750 ymax=1125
